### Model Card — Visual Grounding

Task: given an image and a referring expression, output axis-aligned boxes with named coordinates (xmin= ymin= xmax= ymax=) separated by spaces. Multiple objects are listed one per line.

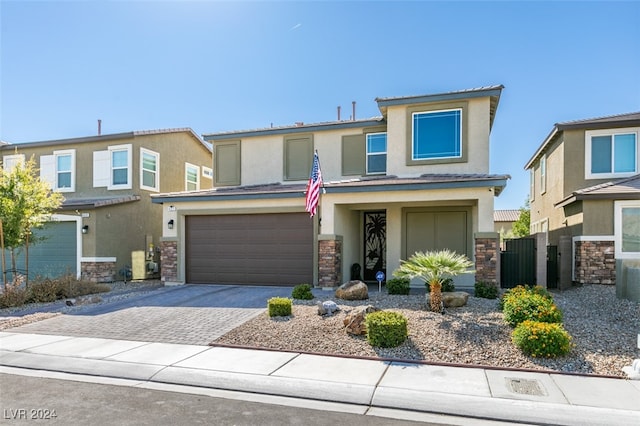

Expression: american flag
xmin=305 ymin=151 xmax=323 ymax=217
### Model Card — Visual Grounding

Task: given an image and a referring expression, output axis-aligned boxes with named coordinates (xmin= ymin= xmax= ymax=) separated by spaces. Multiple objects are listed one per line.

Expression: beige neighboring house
xmin=494 ymin=209 xmax=521 ymax=235
xmin=0 ymin=129 xmax=213 ymax=282
xmin=525 ymin=112 xmax=640 ymax=287
xmin=153 ymin=86 xmax=510 ymax=289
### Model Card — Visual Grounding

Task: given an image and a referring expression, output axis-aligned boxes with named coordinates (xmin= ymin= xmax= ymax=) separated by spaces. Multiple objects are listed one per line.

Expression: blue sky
xmin=1 ymin=1 xmax=639 ymax=210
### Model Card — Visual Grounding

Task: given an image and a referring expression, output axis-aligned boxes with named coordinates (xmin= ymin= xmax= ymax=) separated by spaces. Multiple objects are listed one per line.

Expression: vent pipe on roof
xmin=352 ymin=101 xmax=356 ymax=121
xmin=98 ymin=119 xmax=102 ymax=135
xmin=337 ymin=106 xmax=341 ymax=121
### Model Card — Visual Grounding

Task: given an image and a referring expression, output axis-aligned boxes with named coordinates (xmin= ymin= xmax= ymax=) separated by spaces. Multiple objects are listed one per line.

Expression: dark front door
xmin=363 ymin=211 xmax=386 ymax=282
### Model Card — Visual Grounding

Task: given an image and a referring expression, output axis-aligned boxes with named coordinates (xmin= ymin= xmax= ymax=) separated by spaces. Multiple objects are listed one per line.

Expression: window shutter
xmin=93 ymin=150 xmax=110 ymax=187
xmin=40 ymin=155 xmax=56 ymax=189
xmin=342 ymin=134 xmax=365 ymax=176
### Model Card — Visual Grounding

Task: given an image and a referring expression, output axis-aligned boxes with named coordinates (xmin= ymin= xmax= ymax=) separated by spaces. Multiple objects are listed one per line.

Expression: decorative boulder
xmin=317 ymin=300 xmax=340 ymax=316
xmin=343 ymin=305 xmax=380 ymax=335
xmin=335 ymin=280 xmax=368 ymax=300
xmin=442 ymin=291 xmax=469 ymax=308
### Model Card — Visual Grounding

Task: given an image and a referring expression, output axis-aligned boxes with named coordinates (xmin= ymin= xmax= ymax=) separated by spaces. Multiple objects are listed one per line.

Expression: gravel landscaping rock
xmin=215 ymin=284 xmax=640 ymax=377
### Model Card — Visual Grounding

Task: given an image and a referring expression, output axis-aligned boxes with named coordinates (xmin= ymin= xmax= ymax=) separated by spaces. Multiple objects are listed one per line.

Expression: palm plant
xmin=393 ymin=250 xmax=473 ymax=313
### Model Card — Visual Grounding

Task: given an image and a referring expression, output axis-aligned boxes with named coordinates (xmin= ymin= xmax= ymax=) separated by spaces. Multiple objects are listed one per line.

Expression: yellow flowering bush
xmin=512 ymin=320 xmax=572 ymax=357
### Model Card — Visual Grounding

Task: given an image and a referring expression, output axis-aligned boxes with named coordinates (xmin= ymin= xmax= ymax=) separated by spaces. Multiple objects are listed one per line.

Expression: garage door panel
xmin=186 ymin=213 xmax=313 ymax=285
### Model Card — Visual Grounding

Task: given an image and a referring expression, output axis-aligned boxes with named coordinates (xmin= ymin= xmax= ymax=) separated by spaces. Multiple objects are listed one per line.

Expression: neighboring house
xmin=152 ymin=86 xmax=510 ymax=288
xmin=494 ymin=209 xmax=521 ymax=235
xmin=525 ymin=112 xmax=640 ymax=287
xmin=0 ymin=128 xmax=213 ymax=282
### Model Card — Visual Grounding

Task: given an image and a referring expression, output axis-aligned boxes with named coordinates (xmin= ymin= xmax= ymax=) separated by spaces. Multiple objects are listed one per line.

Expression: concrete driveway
xmin=6 ymin=285 xmax=303 ymax=346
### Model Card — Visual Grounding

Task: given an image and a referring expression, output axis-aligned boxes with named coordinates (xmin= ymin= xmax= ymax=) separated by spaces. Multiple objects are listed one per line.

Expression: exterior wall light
xmin=168 ymin=219 xmax=174 ymax=230
xmin=82 ymin=225 xmax=89 ymax=234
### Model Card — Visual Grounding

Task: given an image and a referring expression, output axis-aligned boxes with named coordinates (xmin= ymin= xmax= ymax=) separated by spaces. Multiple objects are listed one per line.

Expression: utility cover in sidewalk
xmin=506 ymin=378 xmax=547 ymax=396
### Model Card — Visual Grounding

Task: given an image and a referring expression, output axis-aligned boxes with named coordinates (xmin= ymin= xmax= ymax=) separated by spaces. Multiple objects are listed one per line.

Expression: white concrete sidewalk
xmin=1 ymin=332 xmax=639 ymax=426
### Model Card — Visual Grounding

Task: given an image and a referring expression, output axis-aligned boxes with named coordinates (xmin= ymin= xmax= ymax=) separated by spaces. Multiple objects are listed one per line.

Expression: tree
xmin=0 ymin=155 xmax=64 ymax=287
xmin=512 ymin=199 xmax=531 ymax=238
xmin=393 ymin=250 xmax=473 ymax=313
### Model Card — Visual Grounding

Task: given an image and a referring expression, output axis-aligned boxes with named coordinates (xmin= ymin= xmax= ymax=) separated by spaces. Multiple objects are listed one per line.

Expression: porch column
xmin=160 ymin=238 xmax=178 ymax=284
xmin=474 ymin=232 xmax=499 ymax=285
xmin=318 ymin=235 xmax=342 ymax=288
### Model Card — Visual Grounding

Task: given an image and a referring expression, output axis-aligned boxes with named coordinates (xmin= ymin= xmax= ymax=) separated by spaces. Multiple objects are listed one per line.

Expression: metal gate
xmin=500 ymin=237 xmax=536 ymax=288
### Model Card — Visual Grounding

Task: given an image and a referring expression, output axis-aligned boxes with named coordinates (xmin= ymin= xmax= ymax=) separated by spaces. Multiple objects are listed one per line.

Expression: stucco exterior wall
xmin=385 ymin=97 xmax=491 ymax=176
xmin=583 ymin=199 xmax=615 ymax=235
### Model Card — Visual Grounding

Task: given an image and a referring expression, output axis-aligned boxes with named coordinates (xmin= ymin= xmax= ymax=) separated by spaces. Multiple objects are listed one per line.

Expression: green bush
xmin=386 ymin=277 xmax=410 ymax=295
xmin=503 ymin=292 xmax=563 ymax=327
xmin=365 ymin=311 xmax=408 ymax=348
xmin=512 ymin=320 xmax=572 ymax=358
xmin=291 ymin=283 xmax=314 ymax=300
xmin=268 ymin=297 xmax=292 ymax=317
xmin=499 ymin=284 xmax=553 ymax=310
xmin=427 ymin=278 xmax=455 ymax=293
xmin=474 ymin=281 xmax=499 ymax=299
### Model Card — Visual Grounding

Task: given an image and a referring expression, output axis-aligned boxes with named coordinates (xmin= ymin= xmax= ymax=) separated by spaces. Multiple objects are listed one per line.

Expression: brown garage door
xmin=186 ymin=213 xmax=313 ymax=285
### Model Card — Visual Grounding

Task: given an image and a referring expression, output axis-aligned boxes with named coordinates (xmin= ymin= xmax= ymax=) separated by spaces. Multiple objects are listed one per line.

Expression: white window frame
xmin=202 ymin=166 xmax=213 ymax=180
xmin=108 ymin=144 xmax=132 ymax=190
xmin=540 ymin=154 xmax=546 ymax=195
xmin=2 ymin=154 xmax=24 ymax=171
xmin=140 ymin=148 xmax=160 ymax=192
xmin=585 ymin=127 xmax=639 ymax=180
xmin=529 ymin=168 xmax=535 ymax=202
xmin=366 ymin=132 xmax=387 ymax=175
xmin=54 ymin=149 xmax=75 ymax=192
xmin=411 ymin=108 xmax=463 ymax=161
xmin=185 ymin=163 xmax=200 ymax=191
xmin=615 ymin=200 xmax=640 ymax=259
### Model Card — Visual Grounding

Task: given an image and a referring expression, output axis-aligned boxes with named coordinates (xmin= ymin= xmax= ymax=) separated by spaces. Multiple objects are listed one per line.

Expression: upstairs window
xmin=93 ymin=144 xmax=132 ymax=189
xmin=412 ymin=109 xmax=462 ymax=161
xmin=111 ymin=147 xmax=130 ymax=187
xmin=140 ymin=148 xmax=159 ymax=191
xmin=56 ymin=151 xmax=73 ymax=190
xmin=366 ymin=132 xmax=387 ymax=174
xmin=40 ymin=149 xmax=75 ymax=192
xmin=586 ymin=130 xmax=638 ymax=179
xmin=540 ymin=155 xmax=546 ymax=194
xmin=186 ymin=163 xmax=200 ymax=191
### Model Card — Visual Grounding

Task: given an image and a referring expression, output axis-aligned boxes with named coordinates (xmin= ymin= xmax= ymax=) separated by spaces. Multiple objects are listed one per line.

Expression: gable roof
xmin=58 ymin=195 xmax=141 ymax=210
xmin=494 ymin=209 xmax=521 ymax=222
xmin=152 ymin=173 xmax=510 ymax=203
xmin=555 ymin=174 xmax=640 ymax=208
xmin=0 ymin=128 xmax=211 ymax=152
xmin=525 ymin=112 xmax=640 ymax=170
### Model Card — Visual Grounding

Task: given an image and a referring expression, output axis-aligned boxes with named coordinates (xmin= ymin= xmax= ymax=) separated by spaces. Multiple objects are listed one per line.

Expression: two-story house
xmin=525 ymin=112 xmax=640 ymax=288
xmin=152 ymin=86 xmax=509 ymax=288
xmin=1 ymin=128 xmax=213 ymax=282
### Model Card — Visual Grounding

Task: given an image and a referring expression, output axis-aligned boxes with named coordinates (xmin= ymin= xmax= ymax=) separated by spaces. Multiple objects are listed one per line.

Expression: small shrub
xmin=512 ymin=320 xmax=572 ymax=358
xmin=503 ymin=292 xmax=563 ymax=327
xmin=499 ymin=284 xmax=553 ymax=310
xmin=427 ymin=278 xmax=455 ymax=293
xmin=268 ymin=297 xmax=292 ymax=317
xmin=27 ymin=278 xmax=59 ymax=303
xmin=474 ymin=281 xmax=498 ymax=299
xmin=365 ymin=311 xmax=408 ymax=348
xmin=0 ymin=280 xmax=28 ymax=308
xmin=386 ymin=277 xmax=410 ymax=295
xmin=291 ymin=283 xmax=314 ymax=300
